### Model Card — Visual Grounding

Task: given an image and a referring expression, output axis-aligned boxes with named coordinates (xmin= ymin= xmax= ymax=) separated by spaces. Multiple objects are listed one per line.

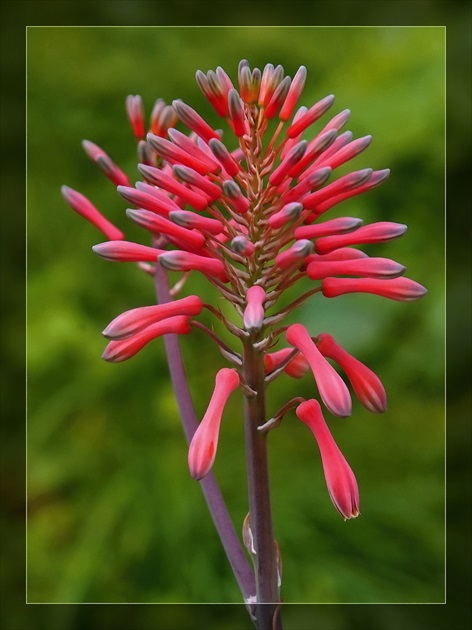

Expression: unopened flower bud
xmin=243 ymin=286 xmax=266 ymax=333
xmin=223 ymin=180 xmax=250 ymax=213
xmin=126 ymin=208 xmax=206 ymax=250
xmin=169 ymin=210 xmax=224 ymax=235
xmin=264 ymin=348 xmax=310 ymax=378
xmin=279 ymin=65 xmax=307 ymax=121
xmin=321 ymin=277 xmax=428 ymax=301
xmin=315 ymin=221 xmax=407 ymax=254
xmin=61 ymin=186 xmax=124 ymax=241
xmin=286 ymin=324 xmax=352 ymax=417
xmin=102 ymin=315 xmax=191 ymax=362
xmin=82 ymin=141 xmax=130 ymax=187
xmin=269 ymin=141 xmax=308 ymax=187
xmin=188 ymin=368 xmax=240 ymax=480
xmin=92 ymin=240 xmax=164 ymax=262
xmin=228 ymin=89 xmax=248 ymax=137
xmin=159 ymin=250 xmax=227 ymax=280
xmin=103 ymin=296 xmax=203 ymax=340
xmin=208 ymin=138 xmax=241 ymax=176
xmin=316 ymin=333 xmax=387 ymax=413
xmin=230 ymin=236 xmax=255 ymax=256
xmin=275 ymin=239 xmax=314 ymax=269
xmin=295 ymin=217 xmax=363 ymax=240
xmin=307 ymin=256 xmax=406 ymax=280
xmin=268 ymin=202 xmax=303 ymax=229
xmin=172 ymin=99 xmax=220 ymax=142
xmin=286 ymin=94 xmax=335 ymax=138
xmin=296 ymin=399 xmax=360 ymax=519
xmin=126 ymin=94 xmax=145 ymax=139
xmin=264 ymin=76 xmax=291 ymax=119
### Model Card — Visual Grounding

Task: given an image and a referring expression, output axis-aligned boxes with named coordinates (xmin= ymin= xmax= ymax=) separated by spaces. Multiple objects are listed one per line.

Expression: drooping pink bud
xmin=264 ymin=76 xmax=291 ymax=119
xmin=147 ymin=134 xmax=210 ymax=176
xmin=295 ymin=217 xmax=363 ymax=240
xmin=126 ymin=94 xmax=145 ymax=139
xmin=102 ymin=315 xmax=192 ymax=363
xmin=173 ymin=165 xmax=222 ymax=200
xmin=279 ymin=65 xmax=307 ymax=121
xmin=126 ymin=208 xmax=206 ymax=250
xmin=103 ymin=295 xmax=203 ymax=340
xmin=275 ymin=240 xmax=314 ymax=269
xmin=137 ymin=164 xmax=209 ymax=211
xmin=243 ymin=286 xmax=266 ymax=333
xmin=315 ymin=221 xmax=407 ymax=254
xmin=316 ymin=333 xmax=387 ymax=413
xmin=61 ymin=186 xmax=124 ymax=241
xmin=321 ymin=277 xmax=428 ymax=301
xmin=208 ymin=138 xmax=240 ymax=176
xmin=82 ymin=140 xmax=130 ymax=187
xmin=92 ymin=240 xmax=165 ymax=262
xmin=286 ymin=94 xmax=335 ymax=138
xmin=296 ymin=399 xmax=360 ymax=519
xmin=188 ymin=368 xmax=240 ymax=480
xmin=117 ymin=184 xmax=180 ymax=216
xmin=172 ymin=99 xmax=220 ymax=143
xmin=302 ymin=169 xmax=373 ymax=211
xmin=286 ymin=324 xmax=351 ymax=417
xmin=228 ymin=89 xmax=248 ymax=137
xmin=307 ymin=257 xmax=406 ymax=280
xmin=268 ymin=202 xmax=303 ymax=229
xmin=222 ymin=180 xmax=250 ymax=214
xmin=269 ymin=141 xmax=308 ymax=187
xmin=230 ymin=236 xmax=255 ymax=256
xmin=159 ymin=250 xmax=227 ymax=280
xmin=196 ymin=70 xmax=229 ymax=117
xmin=169 ymin=210 xmax=224 ymax=235
xmin=264 ymin=348 xmax=310 ymax=378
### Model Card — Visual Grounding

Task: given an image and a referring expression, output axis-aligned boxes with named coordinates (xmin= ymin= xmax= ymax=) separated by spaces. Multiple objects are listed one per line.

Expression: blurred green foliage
xmin=27 ymin=24 xmax=445 ymax=618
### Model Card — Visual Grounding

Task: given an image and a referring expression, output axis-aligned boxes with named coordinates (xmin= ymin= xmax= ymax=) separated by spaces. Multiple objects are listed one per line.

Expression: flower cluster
xmin=62 ymin=60 xmax=426 ymax=521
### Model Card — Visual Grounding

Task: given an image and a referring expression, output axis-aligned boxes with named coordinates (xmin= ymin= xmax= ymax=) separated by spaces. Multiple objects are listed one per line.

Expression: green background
xmin=26 ymin=24 xmax=445 ymax=612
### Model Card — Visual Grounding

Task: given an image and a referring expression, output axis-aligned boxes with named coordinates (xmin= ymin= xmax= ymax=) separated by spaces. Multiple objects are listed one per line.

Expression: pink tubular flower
xmin=306 ymin=248 xmax=369 ymax=263
xmin=275 ymin=240 xmax=314 ymax=269
xmin=172 ymin=99 xmax=220 ymax=143
xmin=286 ymin=94 xmax=335 ymax=138
xmin=158 ymin=250 xmax=227 ymax=280
xmin=92 ymin=240 xmax=164 ymax=262
xmin=138 ymin=164 xmax=209 ymax=211
xmin=286 ymin=324 xmax=351 ymax=417
xmin=322 ymin=276 xmax=428 ymax=301
xmin=188 ymin=368 xmax=240 ymax=480
xmin=316 ymin=333 xmax=387 ymax=413
xmin=295 ymin=217 xmax=363 ymax=240
xmin=279 ymin=65 xmax=307 ymax=121
xmin=169 ymin=210 xmax=224 ymax=235
xmin=296 ymin=399 xmax=360 ymax=519
xmin=306 ymin=256 xmax=406 ymax=280
xmin=243 ymin=286 xmax=266 ymax=333
xmin=315 ymin=221 xmax=407 ymax=254
xmin=82 ymin=140 xmax=130 ymax=187
xmin=126 ymin=94 xmax=145 ymax=139
xmin=103 ymin=295 xmax=203 ymax=340
xmin=61 ymin=186 xmax=124 ymax=241
xmin=268 ymin=202 xmax=303 ymax=229
xmin=117 ymin=184 xmax=181 ymax=216
xmin=126 ymin=208 xmax=206 ymax=251
xmin=102 ymin=315 xmax=192 ymax=362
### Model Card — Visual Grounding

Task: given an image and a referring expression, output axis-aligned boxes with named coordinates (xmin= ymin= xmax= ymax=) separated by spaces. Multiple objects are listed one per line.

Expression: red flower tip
xmin=296 ymin=399 xmax=360 ymax=520
xmin=279 ymin=65 xmax=307 ymax=122
xmin=295 ymin=217 xmax=363 ymax=240
xmin=61 ymin=186 xmax=124 ymax=241
xmin=321 ymin=276 xmax=427 ymax=301
xmin=243 ymin=286 xmax=266 ymax=333
xmin=137 ymin=164 xmax=209 ymax=211
xmin=268 ymin=202 xmax=303 ymax=229
xmin=286 ymin=324 xmax=352 ymax=417
xmin=126 ymin=94 xmax=145 ymax=139
xmin=275 ymin=240 xmax=314 ymax=269
xmin=102 ymin=296 xmax=203 ymax=340
xmin=264 ymin=76 xmax=291 ymax=119
xmin=286 ymin=94 xmax=335 ymax=139
xmin=222 ymin=180 xmax=250 ymax=213
xmin=188 ymin=368 xmax=240 ymax=480
xmin=208 ymin=138 xmax=241 ymax=176
xmin=306 ymin=247 xmax=369 ymax=263
xmin=102 ymin=315 xmax=192 ymax=363
xmin=82 ymin=140 xmax=130 ymax=187
xmin=230 ymin=236 xmax=255 ymax=256
xmin=228 ymin=89 xmax=248 ymax=137
xmin=117 ymin=184 xmax=180 ymax=216
xmin=172 ymin=99 xmax=220 ymax=143
xmin=146 ymin=133 xmax=210 ymax=176
xmin=316 ymin=333 xmax=387 ymax=413
xmin=269 ymin=140 xmax=308 ymax=187
xmin=173 ymin=164 xmax=222 ymax=200
xmin=92 ymin=240 xmax=164 ymax=263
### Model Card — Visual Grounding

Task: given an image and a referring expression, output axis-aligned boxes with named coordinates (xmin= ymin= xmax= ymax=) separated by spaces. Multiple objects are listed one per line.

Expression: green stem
xmin=242 ymin=336 xmax=283 ymax=630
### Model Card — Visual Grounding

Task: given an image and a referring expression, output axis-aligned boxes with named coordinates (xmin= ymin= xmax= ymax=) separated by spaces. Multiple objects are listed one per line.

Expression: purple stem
xmin=154 ymin=263 xmax=256 ymax=604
